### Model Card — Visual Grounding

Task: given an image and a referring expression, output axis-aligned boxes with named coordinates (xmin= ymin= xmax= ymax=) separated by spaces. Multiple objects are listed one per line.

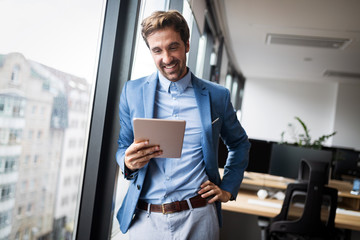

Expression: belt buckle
xmin=162 ymin=203 xmax=174 ymax=214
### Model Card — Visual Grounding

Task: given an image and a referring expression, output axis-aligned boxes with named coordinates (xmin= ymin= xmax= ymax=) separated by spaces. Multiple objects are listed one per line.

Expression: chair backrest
xmin=268 ymin=159 xmax=338 ymax=239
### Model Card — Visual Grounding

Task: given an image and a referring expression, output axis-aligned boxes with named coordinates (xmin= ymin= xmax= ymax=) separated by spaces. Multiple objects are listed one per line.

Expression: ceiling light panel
xmin=266 ymin=33 xmax=351 ymax=49
xmin=324 ymin=70 xmax=360 ymax=79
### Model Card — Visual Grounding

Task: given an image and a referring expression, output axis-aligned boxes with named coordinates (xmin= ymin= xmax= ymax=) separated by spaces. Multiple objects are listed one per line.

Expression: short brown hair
xmin=141 ymin=10 xmax=190 ymax=48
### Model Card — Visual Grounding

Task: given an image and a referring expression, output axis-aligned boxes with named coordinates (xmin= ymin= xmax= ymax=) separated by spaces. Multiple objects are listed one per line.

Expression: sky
xmin=0 ymin=0 xmax=105 ymax=82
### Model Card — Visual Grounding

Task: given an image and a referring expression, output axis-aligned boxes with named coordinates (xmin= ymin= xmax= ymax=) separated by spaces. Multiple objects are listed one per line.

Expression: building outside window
xmin=0 ymin=0 xmax=106 ymax=239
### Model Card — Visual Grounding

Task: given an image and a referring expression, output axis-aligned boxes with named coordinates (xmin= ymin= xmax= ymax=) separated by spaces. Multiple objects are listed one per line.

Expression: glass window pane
xmin=130 ymin=0 xmax=169 ymax=80
xmin=111 ymin=1 xmax=168 ymax=239
xmin=231 ymin=80 xmax=239 ymax=108
xmin=0 ymin=0 xmax=106 ymax=239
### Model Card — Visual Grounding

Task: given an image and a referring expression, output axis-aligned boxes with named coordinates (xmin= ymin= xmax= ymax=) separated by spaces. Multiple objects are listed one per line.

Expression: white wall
xmin=241 ymin=77 xmax=339 ymax=147
xmin=332 ymin=83 xmax=360 ymax=150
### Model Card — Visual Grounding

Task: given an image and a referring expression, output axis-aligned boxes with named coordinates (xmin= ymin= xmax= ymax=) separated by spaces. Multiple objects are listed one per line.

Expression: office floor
xmin=220 ymin=211 xmax=261 ymax=239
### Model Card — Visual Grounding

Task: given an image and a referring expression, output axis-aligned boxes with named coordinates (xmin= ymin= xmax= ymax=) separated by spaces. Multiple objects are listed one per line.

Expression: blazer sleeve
xmin=218 ymin=89 xmax=250 ymax=199
xmin=116 ymin=82 xmax=138 ymax=180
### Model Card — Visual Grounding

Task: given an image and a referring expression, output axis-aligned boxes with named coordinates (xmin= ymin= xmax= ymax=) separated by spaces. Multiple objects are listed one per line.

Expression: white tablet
xmin=133 ymin=118 xmax=186 ymax=158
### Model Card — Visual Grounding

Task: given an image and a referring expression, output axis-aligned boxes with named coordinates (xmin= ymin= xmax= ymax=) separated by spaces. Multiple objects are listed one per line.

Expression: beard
xmin=159 ymin=59 xmax=187 ymax=82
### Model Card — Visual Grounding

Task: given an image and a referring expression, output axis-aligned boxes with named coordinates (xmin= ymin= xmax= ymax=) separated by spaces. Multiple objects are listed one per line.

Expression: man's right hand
xmin=124 ymin=140 xmax=162 ymax=171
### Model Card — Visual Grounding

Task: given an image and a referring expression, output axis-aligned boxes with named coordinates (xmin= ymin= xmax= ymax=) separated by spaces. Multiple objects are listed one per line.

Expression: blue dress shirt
xmin=139 ymin=70 xmax=209 ymax=204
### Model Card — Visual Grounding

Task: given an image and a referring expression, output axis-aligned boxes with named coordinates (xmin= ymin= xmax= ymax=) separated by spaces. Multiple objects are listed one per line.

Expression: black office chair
xmin=267 ymin=159 xmax=338 ymax=240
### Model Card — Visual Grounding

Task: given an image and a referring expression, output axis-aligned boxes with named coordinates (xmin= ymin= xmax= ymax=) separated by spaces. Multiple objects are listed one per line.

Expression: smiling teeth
xmin=165 ymin=64 xmax=176 ymax=69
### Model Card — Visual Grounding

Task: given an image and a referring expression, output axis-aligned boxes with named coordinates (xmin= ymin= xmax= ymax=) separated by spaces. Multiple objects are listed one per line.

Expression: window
xmin=63 ymin=177 xmax=71 ymax=186
xmin=26 ymin=203 xmax=32 ymax=214
xmin=37 ymin=130 xmax=42 ymax=139
xmin=0 ymin=210 xmax=11 ymax=228
xmin=0 ymin=98 xmax=4 ymax=113
xmin=0 ymin=0 xmax=106 ymax=239
xmin=23 ymin=228 xmax=30 ymax=240
xmin=195 ymin=35 xmax=207 ymax=78
xmin=31 ymin=105 xmax=37 ymax=115
xmin=130 ymin=0 xmax=168 ymax=80
xmin=68 ymin=139 xmax=76 ymax=148
xmin=10 ymin=65 xmax=20 ymax=84
xmin=33 ymin=155 xmax=39 ymax=164
xmin=107 ymin=0 xmax=168 ymax=239
xmin=231 ymin=80 xmax=239 ymax=108
xmin=0 ymin=184 xmax=15 ymax=201
xmin=0 ymin=157 xmax=18 ymax=173
xmin=17 ymin=207 xmax=22 ymax=216
xmin=66 ymin=158 xmax=73 ymax=167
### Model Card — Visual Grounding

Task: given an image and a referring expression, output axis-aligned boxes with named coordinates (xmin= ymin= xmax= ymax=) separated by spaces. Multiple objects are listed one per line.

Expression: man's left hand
xmin=198 ymin=180 xmax=232 ymax=203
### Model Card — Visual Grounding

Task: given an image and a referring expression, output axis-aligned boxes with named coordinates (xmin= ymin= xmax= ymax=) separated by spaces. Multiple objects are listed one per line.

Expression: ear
xmin=185 ymin=40 xmax=190 ymax=53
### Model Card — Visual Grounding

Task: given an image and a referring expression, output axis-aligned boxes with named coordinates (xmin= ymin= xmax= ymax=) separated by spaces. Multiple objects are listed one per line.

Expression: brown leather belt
xmin=137 ymin=195 xmax=207 ymax=214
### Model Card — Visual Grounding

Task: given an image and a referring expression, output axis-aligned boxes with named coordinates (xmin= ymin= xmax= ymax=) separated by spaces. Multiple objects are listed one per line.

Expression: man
xmin=116 ymin=10 xmax=250 ymax=239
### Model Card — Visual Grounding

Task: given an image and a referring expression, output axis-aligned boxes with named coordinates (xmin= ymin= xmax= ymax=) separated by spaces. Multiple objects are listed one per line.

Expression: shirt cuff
xmin=124 ymin=165 xmax=138 ymax=180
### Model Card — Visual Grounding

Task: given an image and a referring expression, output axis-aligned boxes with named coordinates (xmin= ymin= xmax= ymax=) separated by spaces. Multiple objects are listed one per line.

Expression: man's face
xmin=147 ymin=27 xmax=189 ymax=82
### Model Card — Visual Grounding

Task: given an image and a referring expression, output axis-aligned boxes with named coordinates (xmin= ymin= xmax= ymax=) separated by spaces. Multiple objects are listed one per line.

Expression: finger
xmin=200 ymin=180 xmax=211 ymax=189
xmin=135 ymin=149 xmax=163 ymax=164
xmin=126 ymin=144 xmax=159 ymax=163
xmin=200 ymin=188 xmax=216 ymax=198
xmin=127 ymin=149 xmax=163 ymax=170
xmin=207 ymin=194 xmax=219 ymax=204
xmin=134 ymin=145 xmax=160 ymax=159
xmin=202 ymin=188 xmax=220 ymax=204
xmin=198 ymin=184 xmax=213 ymax=195
xmin=128 ymin=140 xmax=150 ymax=154
xmin=198 ymin=180 xmax=216 ymax=195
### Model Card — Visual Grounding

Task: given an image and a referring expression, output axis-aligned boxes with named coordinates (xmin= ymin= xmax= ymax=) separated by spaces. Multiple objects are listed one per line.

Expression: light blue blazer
xmin=116 ymin=72 xmax=250 ymax=234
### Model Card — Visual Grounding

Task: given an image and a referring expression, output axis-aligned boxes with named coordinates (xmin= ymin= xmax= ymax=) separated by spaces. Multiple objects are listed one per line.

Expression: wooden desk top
xmin=239 ymin=170 xmax=360 ymax=200
xmin=219 ymin=169 xmax=360 ymax=231
xmin=242 ymin=171 xmax=294 ymax=189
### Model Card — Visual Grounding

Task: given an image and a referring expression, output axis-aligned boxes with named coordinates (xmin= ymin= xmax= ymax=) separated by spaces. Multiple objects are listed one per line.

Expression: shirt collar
xmin=158 ymin=68 xmax=192 ymax=94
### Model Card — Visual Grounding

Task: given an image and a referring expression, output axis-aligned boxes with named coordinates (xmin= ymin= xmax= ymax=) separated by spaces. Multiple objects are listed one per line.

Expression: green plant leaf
xmin=281 ymin=116 xmax=337 ymax=149
xmin=295 ymin=116 xmax=311 ymax=146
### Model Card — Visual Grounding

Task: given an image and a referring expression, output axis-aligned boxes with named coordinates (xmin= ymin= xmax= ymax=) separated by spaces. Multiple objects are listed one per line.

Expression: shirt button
xmin=137 ymin=185 xmax=141 ymax=190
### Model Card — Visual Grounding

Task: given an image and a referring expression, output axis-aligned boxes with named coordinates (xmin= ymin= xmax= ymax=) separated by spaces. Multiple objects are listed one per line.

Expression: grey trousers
xmin=129 ymin=202 xmax=219 ymax=240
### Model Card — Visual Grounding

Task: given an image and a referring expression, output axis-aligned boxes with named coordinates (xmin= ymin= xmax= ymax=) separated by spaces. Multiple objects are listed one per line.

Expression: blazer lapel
xmin=192 ymin=75 xmax=213 ymax=161
xmin=142 ymin=72 xmax=158 ymax=118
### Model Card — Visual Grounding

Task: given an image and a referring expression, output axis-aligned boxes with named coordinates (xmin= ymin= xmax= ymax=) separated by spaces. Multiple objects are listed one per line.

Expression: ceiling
xmin=213 ymin=0 xmax=360 ymax=84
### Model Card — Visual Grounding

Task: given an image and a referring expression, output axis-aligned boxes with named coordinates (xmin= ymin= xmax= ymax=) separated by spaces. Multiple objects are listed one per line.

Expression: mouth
xmin=162 ymin=62 xmax=177 ymax=71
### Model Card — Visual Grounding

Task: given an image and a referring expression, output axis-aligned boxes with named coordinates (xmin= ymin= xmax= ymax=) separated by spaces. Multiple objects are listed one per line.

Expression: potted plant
xmin=280 ymin=116 xmax=336 ymax=149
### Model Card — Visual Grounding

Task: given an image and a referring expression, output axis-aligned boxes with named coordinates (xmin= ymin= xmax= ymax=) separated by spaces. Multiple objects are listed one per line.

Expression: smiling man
xmin=116 ymin=10 xmax=250 ymax=240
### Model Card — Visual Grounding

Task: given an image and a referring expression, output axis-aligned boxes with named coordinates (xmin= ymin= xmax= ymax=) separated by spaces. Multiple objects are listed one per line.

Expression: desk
xmin=220 ymin=170 xmax=360 ymax=231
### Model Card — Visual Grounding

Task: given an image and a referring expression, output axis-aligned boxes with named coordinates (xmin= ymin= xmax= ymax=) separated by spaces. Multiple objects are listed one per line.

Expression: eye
xmin=169 ymin=45 xmax=179 ymax=51
xmin=152 ymin=48 xmax=161 ymax=54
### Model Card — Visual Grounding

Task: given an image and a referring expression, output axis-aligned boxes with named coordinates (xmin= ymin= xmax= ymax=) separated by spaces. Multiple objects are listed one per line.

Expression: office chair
xmin=267 ymin=159 xmax=338 ymax=240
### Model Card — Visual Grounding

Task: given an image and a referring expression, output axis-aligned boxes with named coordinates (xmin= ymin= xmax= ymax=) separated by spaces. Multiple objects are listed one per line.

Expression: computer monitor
xmin=332 ymin=148 xmax=360 ymax=180
xmin=218 ymin=138 xmax=274 ymax=173
xmin=246 ymin=139 xmax=273 ymax=173
xmin=269 ymin=143 xmax=332 ymax=179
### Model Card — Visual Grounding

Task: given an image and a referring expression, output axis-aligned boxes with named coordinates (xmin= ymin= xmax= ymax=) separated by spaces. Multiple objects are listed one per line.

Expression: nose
xmin=162 ymin=51 xmax=173 ymax=64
